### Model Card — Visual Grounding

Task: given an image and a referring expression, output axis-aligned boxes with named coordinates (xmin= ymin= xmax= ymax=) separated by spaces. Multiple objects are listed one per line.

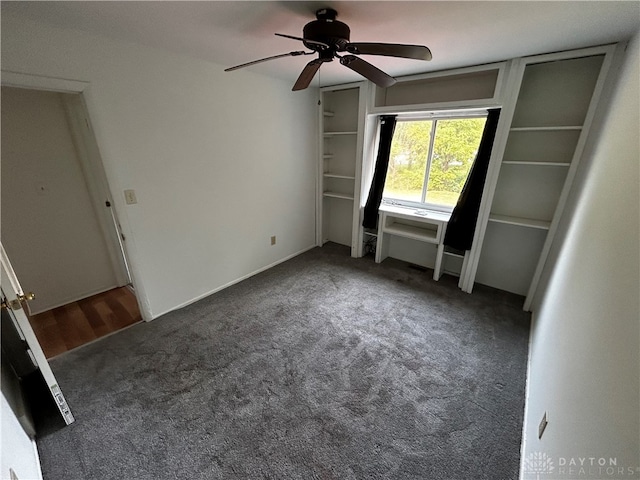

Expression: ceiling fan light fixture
xmin=225 ymin=9 xmax=431 ymax=91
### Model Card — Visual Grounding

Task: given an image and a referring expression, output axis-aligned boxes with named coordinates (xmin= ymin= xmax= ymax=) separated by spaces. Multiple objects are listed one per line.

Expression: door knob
xmin=1 ymin=292 xmax=35 ymax=311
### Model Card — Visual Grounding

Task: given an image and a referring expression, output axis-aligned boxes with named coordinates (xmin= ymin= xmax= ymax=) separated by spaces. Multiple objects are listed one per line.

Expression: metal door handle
xmin=1 ymin=292 xmax=35 ymax=310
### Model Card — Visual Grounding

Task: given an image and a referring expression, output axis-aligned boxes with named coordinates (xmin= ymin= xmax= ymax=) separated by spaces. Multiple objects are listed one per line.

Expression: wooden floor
xmin=28 ymin=287 xmax=142 ymax=359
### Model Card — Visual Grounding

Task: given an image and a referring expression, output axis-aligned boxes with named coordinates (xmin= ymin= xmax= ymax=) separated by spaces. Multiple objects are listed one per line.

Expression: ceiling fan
xmin=225 ymin=8 xmax=432 ymax=91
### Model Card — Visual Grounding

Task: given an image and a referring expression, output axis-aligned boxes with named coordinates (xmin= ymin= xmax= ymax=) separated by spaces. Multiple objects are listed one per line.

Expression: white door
xmin=1 ymin=244 xmax=74 ymax=426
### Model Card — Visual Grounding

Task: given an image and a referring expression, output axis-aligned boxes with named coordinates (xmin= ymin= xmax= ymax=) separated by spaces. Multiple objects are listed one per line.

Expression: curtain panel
xmin=362 ymin=115 xmax=397 ymax=229
xmin=443 ymin=108 xmax=501 ymax=251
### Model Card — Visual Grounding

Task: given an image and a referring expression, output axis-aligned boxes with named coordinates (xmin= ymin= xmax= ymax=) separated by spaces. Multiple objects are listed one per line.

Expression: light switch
xmin=124 ymin=189 xmax=137 ymax=205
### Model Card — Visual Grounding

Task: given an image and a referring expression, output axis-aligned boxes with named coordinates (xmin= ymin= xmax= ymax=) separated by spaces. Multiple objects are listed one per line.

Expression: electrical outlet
xmin=271 ymin=236 xmax=276 ymax=246
xmin=538 ymin=411 xmax=548 ymax=439
xmin=124 ymin=189 xmax=137 ymax=205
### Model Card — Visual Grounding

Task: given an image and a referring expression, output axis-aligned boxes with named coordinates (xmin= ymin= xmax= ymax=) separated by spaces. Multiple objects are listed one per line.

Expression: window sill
xmin=379 ymin=203 xmax=451 ymax=223
xmin=381 ymin=199 xmax=453 ymax=216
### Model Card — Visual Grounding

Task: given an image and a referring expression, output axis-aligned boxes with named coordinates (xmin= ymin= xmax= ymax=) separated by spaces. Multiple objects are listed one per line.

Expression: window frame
xmin=382 ymin=109 xmax=488 ymax=213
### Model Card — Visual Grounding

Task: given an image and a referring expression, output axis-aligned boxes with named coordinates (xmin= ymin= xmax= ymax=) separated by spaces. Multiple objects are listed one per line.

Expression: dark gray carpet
xmin=37 ymin=243 xmax=530 ymax=479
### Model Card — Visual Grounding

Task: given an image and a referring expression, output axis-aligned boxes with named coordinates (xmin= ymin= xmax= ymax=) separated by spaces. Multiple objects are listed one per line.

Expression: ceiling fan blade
xmin=345 ymin=43 xmax=432 ymax=61
xmin=292 ymin=59 xmax=325 ymax=91
xmin=339 ymin=55 xmax=397 ymax=88
xmin=275 ymin=33 xmax=329 ymax=50
xmin=225 ymin=51 xmax=312 ymax=72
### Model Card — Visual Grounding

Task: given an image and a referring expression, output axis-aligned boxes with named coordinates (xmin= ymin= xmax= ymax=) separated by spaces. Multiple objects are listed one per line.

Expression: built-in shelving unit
xmin=318 ymin=83 xmax=366 ymax=256
xmin=465 ymin=45 xmax=615 ymax=307
xmin=355 ymin=62 xmax=510 ymax=276
xmin=316 ymin=43 xmax=618 ymax=310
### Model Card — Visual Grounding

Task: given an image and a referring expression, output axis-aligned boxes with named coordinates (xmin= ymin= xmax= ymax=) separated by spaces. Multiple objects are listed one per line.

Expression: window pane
xmin=383 ymin=120 xmax=432 ymax=202
xmin=426 ymin=118 xmax=486 ymax=207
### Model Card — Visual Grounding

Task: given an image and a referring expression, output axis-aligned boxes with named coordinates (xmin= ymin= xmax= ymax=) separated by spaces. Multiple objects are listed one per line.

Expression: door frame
xmin=1 ymin=70 xmax=151 ymax=321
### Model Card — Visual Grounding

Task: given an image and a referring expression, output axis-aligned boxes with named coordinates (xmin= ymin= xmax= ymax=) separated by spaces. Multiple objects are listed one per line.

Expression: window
xmin=383 ymin=114 xmax=487 ymax=211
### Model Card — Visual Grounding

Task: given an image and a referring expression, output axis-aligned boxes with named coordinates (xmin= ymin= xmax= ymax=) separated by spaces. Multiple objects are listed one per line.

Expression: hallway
xmin=28 ymin=287 xmax=142 ymax=359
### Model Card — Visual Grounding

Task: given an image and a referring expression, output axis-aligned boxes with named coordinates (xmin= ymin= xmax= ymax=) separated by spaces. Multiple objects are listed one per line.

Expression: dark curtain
xmin=444 ymin=109 xmax=501 ymax=251
xmin=362 ymin=115 xmax=397 ymax=229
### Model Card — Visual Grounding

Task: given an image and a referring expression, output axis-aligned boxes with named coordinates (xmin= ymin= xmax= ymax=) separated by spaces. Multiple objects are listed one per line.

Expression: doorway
xmin=27 ymin=286 xmax=141 ymax=358
xmin=1 ymin=84 xmax=142 ymax=357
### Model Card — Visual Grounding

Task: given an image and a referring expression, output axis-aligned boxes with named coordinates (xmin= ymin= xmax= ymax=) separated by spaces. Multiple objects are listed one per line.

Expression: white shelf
xmin=383 ymin=223 xmax=438 ymax=243
xmin=323 ymin=191 xmax=354 ymax=200
xmin=503 ymin=161 xmax=571 ymax=167
xmin=324 ymin=173 xmax=355 ymax=180
xmin=376 ymin=205 xmax=450 ymax=280
xmin=510 ymin=126 xmax=582 ymax=132
xmin=324 ymin=131 xmax=358 ymax=137
xmin=379 ymin=204 xmax=451 ymax=223
xmin=323 ymin=111 xmax=335 ymax=117
xmin=489 ymin=214 xmax=551 ymax=230
xmin=444 ymin=249 xmax=465 ymax=259
xmin=372 ymin=65 xmax=503 ymax=111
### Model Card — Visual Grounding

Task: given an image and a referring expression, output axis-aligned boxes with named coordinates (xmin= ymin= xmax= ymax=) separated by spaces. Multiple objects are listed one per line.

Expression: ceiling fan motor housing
xmin=225 ymin=7 xmax=431 ymax=91
xmin=303 ymin=9 xmax=350 ymax=52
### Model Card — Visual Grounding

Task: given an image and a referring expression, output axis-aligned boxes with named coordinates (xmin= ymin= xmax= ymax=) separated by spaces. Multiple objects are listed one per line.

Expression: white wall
xmin=1 ymin=14 xmax=318 ymax=319
xmin=521 ymin=32 xmax=639 ymax=479
xmin=0 ymin=350 xmax=42 ymax=480
xmin=1 ymin=392 xmax=42 ymax=480
xmin=2 ymin=87 xmax=119 ymax=314
xmin=1 ymin=358 xmax=41 ymax=480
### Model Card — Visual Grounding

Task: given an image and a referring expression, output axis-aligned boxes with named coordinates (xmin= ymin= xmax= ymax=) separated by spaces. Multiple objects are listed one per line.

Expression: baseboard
xmin=518 ymin=311 xmax=536 ymax=480
xmin=151 ymin=244 xmax=317 ymax=320
xmin=32 ymin=436 xmax=44 ymax=480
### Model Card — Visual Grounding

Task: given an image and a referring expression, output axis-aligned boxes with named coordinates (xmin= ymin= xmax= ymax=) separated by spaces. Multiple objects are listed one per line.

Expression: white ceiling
xmin=3 ymin=1 xmax=639 ymax=88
